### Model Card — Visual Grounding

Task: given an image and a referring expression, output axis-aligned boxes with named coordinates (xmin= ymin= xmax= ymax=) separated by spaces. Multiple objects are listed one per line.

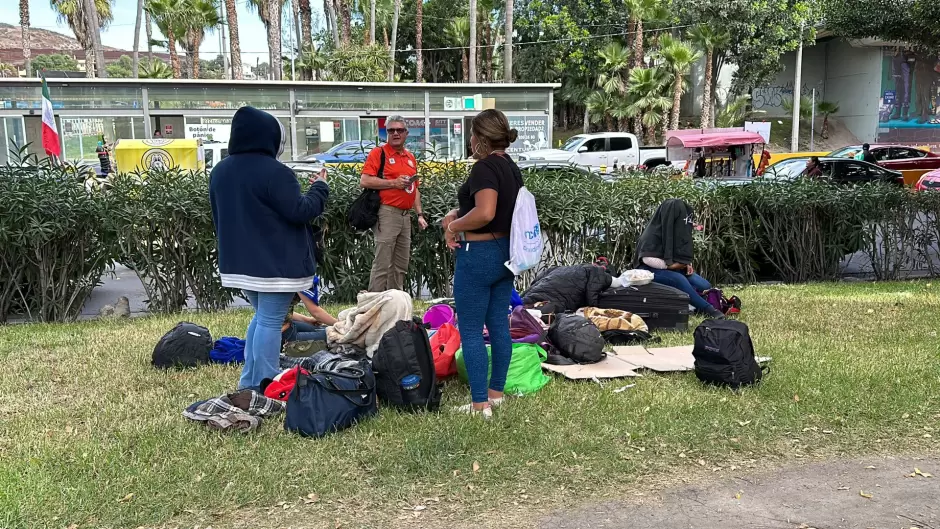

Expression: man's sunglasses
xmin=387 ymin=128 xmax=407 ymax=134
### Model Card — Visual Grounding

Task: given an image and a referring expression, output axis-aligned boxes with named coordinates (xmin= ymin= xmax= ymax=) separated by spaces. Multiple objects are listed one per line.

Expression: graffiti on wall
xmin=752 ymin=82 xmax=812 ymax=110
xmin=876 ymin=47 xmax=940 ymax=144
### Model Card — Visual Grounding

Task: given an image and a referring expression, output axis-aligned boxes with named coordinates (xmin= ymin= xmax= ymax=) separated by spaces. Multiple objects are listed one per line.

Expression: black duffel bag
xmin=284 ymin=359 xmax=377 ymax=438
xmin=347 ymin=149 xmax=385 ymax=231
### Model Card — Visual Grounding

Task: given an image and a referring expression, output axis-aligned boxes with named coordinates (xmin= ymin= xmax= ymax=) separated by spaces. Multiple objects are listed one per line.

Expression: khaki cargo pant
xmin=369 ymin=205 xmax=412 ymax=292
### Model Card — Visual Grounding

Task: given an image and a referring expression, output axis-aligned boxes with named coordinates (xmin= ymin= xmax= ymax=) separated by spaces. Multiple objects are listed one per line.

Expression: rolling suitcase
xmin=596 ymin=283 xmax=691 ymax=331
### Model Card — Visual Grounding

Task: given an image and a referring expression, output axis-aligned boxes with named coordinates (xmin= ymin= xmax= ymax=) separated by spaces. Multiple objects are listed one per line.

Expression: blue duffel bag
xmin=284 ymin=359 xmax=377 ymax=438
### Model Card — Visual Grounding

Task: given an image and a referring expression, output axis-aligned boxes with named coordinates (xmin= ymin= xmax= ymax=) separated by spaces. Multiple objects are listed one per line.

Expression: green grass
xmin=1 ymin=282 xmax=939 ymax=529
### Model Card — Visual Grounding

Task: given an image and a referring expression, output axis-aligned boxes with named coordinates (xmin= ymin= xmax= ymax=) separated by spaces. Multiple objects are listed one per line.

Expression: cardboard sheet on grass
xmin=543 ymin=345 xmax=771 ymax=380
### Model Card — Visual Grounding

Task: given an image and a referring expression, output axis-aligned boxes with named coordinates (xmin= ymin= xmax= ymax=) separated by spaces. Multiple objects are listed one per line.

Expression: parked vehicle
xmin=915 ymin=168 xmax=940 ymax=191
xmin=516 ymin=160 xmax=605 ymax=181
xmin=300 ymin=141 xmax=380 ymax=163
xmin=517 ymin=132 xmax=671 ymax=171
xmin=828 ymin=144 xmax=940 ymax=185
xmin=757 ymin=156 xmax=904 ymax=186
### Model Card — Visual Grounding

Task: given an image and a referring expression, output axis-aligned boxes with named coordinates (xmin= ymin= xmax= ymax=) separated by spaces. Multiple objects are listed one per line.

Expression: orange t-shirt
xmin=362 ymin=144 xmax=419 ymax=210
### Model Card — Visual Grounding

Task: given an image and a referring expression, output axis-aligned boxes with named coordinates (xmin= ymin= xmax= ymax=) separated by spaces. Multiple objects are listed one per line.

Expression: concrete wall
xmin=683 ymin=57 xmax=738 ymax=120
xmin=23 ymin=115 xmax=62 ymax=158
xmin=752 ymin=38 xmax=883 ymax=143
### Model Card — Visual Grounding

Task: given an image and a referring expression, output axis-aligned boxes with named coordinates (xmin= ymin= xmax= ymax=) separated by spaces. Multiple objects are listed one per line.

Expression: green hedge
xmin=3 ymin=159 xmax=940 ymax=322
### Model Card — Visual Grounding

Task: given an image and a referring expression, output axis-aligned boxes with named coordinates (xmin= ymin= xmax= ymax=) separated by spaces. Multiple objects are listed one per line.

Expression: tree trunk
xmin=225 ymin=0 xmax=242 ymax=79
xmin=700 ymin=49 xmax=713 ymax=129
xmin=168 ymin=31 xmax=181 ymax=78
xmin=670 ymin=75 xmax=682 ymax=131
xmin=605 ymin=114 xmax=614 ymax=132
xmin=415 ymin=0 xmax=423 ymax=82
xmin=337 ymin=0 xmax=351 ymax=45
xmin=369 ymin=0 xmax=376 ymax=45
xmin=583 ymin=105 xmax=590 ymax=133
xmin=710 ymin=53 xmax=724 ymax=128
xmin=476 ymin=15 xmax=483 ymax=80
xmin=19 ymin=0 xmax=31 ymax=77
xmin=468 ymin=0 xmax=477 ymax=83
xmin=268 ymin=0 xmax=283 ymax=80
xmin=389 ymin=0 xmax=400 ymax=80
xmin=82 ymin=0 xmax=107 ymax=77
xmin=85 ymin=47 xmax=95 ymax=78
xmin=132 ymin=0 xmax=143 ymax=77
xmin=191 ymin=33 xmax=202 ymax=78
xmin=145 ymin=10 xmax=154 ymax=62
xmin=462 ymin=51 xmax=468 ymax=82
xmin=484 ymin=18 xmax=492 ymax=81
xmin=504 ymin=0 xmax=513 ymax=82
xmin=560 ymin=103 xmax=567 ymax=129
xmin=822 ymin=116 xmax=830 ymax=139
xmin=324 ymin=0 xmax=340 ymax=47
xmin=299 ymin=0 xmax=312 ymax=47
xmin=633 ymin=18 xmax=644 ymax=68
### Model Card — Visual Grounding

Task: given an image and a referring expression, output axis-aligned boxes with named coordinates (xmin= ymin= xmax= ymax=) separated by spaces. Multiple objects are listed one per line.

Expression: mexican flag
xmin=41 ymin=77 xmax=60 ymax=157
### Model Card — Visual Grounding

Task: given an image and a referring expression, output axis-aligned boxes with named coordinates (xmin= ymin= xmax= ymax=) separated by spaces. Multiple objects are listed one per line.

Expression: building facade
xmin=0 ymin=79 xmax=558 ymax=165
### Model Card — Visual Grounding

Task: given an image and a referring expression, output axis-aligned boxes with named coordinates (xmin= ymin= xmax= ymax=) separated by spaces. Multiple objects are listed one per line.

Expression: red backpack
xmin=429 ymin=323 xmax=460 ymax=378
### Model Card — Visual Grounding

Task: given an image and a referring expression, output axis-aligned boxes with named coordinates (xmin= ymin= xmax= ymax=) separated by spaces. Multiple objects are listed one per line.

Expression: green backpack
xmin=455 ymin=343 xmax=551 ymax=395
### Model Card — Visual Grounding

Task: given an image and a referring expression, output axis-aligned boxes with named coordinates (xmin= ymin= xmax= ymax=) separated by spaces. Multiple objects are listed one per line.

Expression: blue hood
xmin=228 ymin=106 xmax=286 ymax=158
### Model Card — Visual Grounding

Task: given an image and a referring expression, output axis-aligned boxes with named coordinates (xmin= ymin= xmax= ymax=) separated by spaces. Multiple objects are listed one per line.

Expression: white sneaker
xmin=454 ymin=403 xmax=494 ymax=419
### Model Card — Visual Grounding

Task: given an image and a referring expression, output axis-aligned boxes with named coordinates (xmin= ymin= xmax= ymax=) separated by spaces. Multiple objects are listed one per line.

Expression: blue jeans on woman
xmin=240 ymin=290 xmax=295 ymax=389
xmin=641 ymin=266 xmax=713 ymax=313
xmin=454 ymin=238 xmax=514 ymax=404
xmin=282 ymin=320 xmax=328 ymax=343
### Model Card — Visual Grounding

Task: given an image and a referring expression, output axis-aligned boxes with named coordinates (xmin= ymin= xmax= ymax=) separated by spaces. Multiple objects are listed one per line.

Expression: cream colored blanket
xmin=326 ymin=290 xmax=414 ymax=357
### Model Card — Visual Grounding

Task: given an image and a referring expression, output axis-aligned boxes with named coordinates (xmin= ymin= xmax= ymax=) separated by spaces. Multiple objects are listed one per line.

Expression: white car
xmin=518 ymin=132 xmax=672 ymax=171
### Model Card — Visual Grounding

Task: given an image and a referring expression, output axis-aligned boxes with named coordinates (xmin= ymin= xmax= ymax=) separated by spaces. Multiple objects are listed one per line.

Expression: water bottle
xmin=401 ymin=374 xmax=421 ymax=391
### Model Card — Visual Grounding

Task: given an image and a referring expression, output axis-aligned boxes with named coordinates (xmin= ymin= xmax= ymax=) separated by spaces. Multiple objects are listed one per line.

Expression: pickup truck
xmin=516 ymin=132 xmax=671 ymax=171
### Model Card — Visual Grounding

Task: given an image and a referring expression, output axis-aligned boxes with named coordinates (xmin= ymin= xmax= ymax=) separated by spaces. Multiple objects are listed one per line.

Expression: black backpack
xmin=547 ymin=314 xmax=606 ymax=364
xmin=692 ymin=320 xmax=765 ymax=389
xmin=152 ymin=322 xmax=212 ymax=369
xmin=347 ymin=149 xmax=385 ymax=231
xmin=372 ymin=318 xmax=442 ymax=411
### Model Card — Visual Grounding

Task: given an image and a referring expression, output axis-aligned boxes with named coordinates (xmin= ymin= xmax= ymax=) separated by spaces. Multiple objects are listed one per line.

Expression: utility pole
xmin=790 ymin=20 xmax=804 ymax=152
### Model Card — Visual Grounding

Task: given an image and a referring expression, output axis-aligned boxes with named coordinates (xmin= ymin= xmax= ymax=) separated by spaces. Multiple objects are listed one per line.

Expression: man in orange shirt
xmin=360 ymin=115 xmax=428 ymax=292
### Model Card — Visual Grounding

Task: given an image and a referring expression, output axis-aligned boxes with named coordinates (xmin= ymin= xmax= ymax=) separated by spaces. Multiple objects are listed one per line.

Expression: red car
xmin=829 ymin=144 xmax=940 ymax=185
xmin=915 ymin=169 xmax=940 ymax=191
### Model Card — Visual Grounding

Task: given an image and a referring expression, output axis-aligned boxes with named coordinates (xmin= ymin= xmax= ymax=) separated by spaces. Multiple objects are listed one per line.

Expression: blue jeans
xmin=454 ymin=238 xmax=514 ymax=404
xmin=642 ymin=266 xmax=713 ymax=313
xmin=282 ymin=320 xmax=328 ymax=343
xmin=240 ymin=290 xmax=295 ymax=389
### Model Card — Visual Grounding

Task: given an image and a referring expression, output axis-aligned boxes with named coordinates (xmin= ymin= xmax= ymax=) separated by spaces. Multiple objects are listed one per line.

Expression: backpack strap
xmin=377 ymin=149 xmax=386 ymax=179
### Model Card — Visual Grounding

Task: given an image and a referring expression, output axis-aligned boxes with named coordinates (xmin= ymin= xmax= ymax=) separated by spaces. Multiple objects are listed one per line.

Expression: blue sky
xmin=2 ymin=0 xmax=325 ymax=67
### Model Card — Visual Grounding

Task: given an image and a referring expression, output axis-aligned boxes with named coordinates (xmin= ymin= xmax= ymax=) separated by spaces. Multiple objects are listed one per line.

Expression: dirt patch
xmin=537 ymin=455 xmax=939 ymax=529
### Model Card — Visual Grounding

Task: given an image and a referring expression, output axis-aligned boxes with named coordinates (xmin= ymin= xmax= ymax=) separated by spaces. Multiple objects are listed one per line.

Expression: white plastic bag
xmin=505 ymin=186 xmax=543 ymax=275
xmin=618 ymin=269 xmax=654 ymax=287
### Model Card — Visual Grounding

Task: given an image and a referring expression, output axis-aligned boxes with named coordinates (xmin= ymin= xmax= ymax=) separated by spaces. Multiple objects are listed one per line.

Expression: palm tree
xmin=224 ymin=0 xmax=241 ymax=78
xmin=247 ymin=0 xmax=286 ymax=79
xmin=336 ymin=0 xmax=351 ymax=45
xmin=388 ymin=0 xmax=400 ymax=80
xmin=661 ymin=38 xmax=701 ymax=131
xmin=504 ymin=0 xmax=513 ymax=82
xmin=146 ymin=0 xmax=188 ymax=78
xmin=415 ymin=0 xmax=423 ymax=82
xmin=446 ymin=18 xmax=470 ymax=82
xmin=50 ymin=0 xmax=114 ymax=77
xmin=715 ymin=94 xmax=764 ymax=128
xmin=81 ymin=0 xmax=107 ymax=76
xmin=139 ymin=58 xmax=173 ymax=78
xmin=559 ymin=74 xmax=592 ymax=133
xmin=0 ymin=63 xmax=19 ymax=78
xmin=298 ymin=0 xmax=312 ymax=47
xmin=816 ymin=101 xmax=840 ymax=139
xmin=688 ymin=25 xmax=729 ymax=129
xmin=782 ymin=96 xmax=813 ymax=122
xmin=20 ymin=0 xmax=31 ymax=77
xmin=323 ymin=0 xmax=339 ymax=46
xmin=179 ymin=0 xmax=220 ymax=78
xmin=132 ymin=0 xmax=144 ymax=77
xmin=145 ymin=8 xmax=154 ymax=61
xmin=468 ymin=0 xmax=477 ymax=82
xmin=586 ymin=90 xmax=616 ymax=131
xmin=624 ymin=0 xmax=668 ymax=69
xmin=595 ymin=42 xmax=631 ymax=130
xmin=299 ymin=43 xmax=327 ymax=80
xmin=620 ymin=67 xmax=671 ymax=144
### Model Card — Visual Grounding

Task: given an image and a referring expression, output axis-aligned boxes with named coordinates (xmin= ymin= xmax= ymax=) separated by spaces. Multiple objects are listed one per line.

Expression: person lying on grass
xmin=635 ymin=198 xmax=725 ymax=320
xmin=282 ymin=289 xmax=338 ymax=344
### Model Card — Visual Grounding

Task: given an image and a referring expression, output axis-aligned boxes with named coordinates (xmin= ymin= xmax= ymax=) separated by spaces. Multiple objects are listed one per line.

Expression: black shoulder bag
xmin=347 ymin=149 xmax=386 ymax=231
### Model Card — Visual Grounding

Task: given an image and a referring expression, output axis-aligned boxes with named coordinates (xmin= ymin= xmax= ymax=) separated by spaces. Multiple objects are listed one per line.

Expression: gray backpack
xmin=548 ymin=314 xmax=606 ymax=364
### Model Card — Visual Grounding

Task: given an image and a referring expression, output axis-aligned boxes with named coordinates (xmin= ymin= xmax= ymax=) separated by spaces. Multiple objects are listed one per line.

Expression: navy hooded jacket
xmin=209 ymin=106 xmax=329 ymax=292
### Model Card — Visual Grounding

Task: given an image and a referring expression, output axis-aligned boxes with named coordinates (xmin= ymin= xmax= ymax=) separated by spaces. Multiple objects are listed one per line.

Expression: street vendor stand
xmin=666 ymin=128 xmax=766 ymax=179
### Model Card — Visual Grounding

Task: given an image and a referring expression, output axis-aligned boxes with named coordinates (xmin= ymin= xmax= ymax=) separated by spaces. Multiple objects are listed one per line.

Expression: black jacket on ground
xmin=522 ymin=265 xmax=613 ymax=313
xmin=635 ymin=199 xmax=695 ymax=267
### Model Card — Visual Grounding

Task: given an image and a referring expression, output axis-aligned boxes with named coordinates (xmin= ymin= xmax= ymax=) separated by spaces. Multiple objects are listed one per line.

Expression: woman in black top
xmin=443 ymin=109 xmax=522 ymax=419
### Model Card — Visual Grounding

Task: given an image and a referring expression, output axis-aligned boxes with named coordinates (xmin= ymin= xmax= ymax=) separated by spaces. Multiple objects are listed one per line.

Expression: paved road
xmin=538 ymin=456 xmax=939 ymax=529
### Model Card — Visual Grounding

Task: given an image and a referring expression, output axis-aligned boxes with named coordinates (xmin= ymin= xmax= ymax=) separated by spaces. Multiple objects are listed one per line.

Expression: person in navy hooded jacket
xmin=210 ymin=106 xmax=330 ymax=389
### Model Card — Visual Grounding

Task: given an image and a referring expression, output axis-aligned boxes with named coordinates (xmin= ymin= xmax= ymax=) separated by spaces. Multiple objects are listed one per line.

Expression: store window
xmin=427 ymin=89 xmax=550 ymax=112
xmin=0 ymin=117 xmax=26 ymax=164
xmin=148 ymin=86 xmax=289 ymax=110
xmin=427 ymin=118 xmax=464 ymax=160
xmin=54 ymin=85 xmax=143 ymax=110
xmin=295 ymin=88 xmax=424 ymax=111
xmin=0 ymin=85 xmax=41 ymax=110
xmin=296 ymin=117 xmax=361 ymax=158
xmin=60 ymin=116 xmax=146 ymax=162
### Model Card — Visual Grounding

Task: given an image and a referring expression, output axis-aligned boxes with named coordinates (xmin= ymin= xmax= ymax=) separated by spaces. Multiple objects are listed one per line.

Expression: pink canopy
xmin=665 ymin=130 xmax=766 ymax=149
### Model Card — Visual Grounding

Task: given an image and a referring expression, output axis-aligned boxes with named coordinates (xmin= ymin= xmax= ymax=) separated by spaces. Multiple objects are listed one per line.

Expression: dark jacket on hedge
xmin=635 ymin=199 xmax=694 ymax=267
xmin=210 ymin=106 xmax=329 ymax=292
xmin=522 ymin=265 xmax=613 ymax=313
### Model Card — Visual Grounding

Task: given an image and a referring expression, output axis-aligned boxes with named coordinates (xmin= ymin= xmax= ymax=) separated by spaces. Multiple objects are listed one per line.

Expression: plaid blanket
xmin=183 ymin=389 xmax=286 ymax=433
